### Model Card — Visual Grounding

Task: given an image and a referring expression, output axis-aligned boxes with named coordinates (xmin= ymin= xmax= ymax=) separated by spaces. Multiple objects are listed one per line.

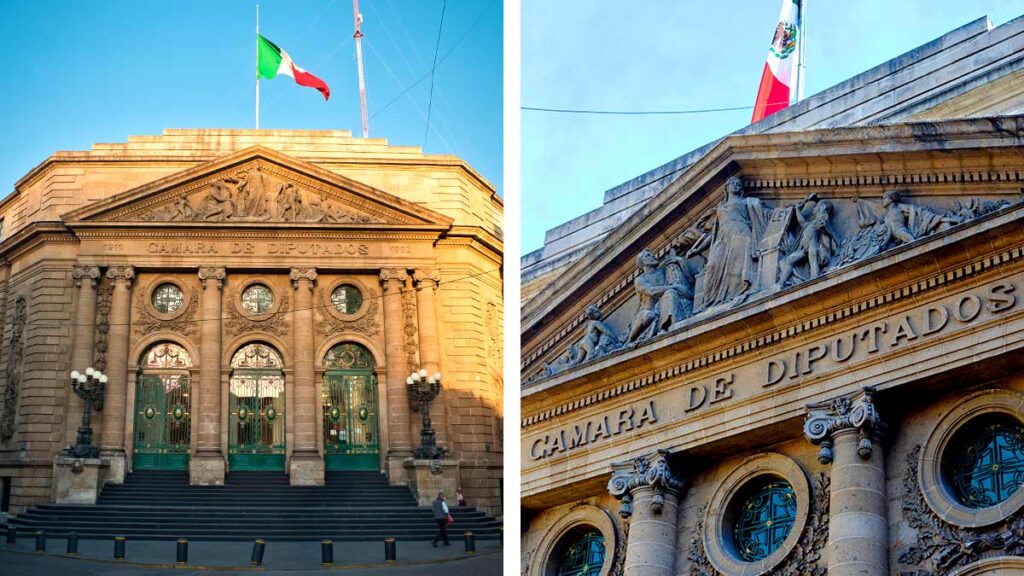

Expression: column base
xmin=289 ymin=452 xmax=325 ymax=486
xmin=387 ymin=451 xmax=414 ymax=485
xmin=190 ymin=452 xmax=225 ymax=486
xmin=404 ymin=458 xmax=460 ymax=506
xmin=53 ymin=456 xmax=108 ymax=504
xmin=99 ymin=450 xmax=127 ymax=485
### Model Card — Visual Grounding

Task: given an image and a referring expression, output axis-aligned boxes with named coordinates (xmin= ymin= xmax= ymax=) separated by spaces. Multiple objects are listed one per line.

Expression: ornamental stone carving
xmin=106 ymin=265 xmax=135 ymax=286
xmin=197 ymin=267 xmax=226 ymax=286
xmin=72 ymin=265 xmax=101 ymax=287
xmin=138 ymin=165 xmax=381 ymax=224
xmin=290 ymin=268 xmax=318 ymax=288
xmin=804 ymin=386 xmax=882 ymax=464
xmin=413 ymin=269 xmax=441 ymax=288
xmin=0 ymin=296 xmax=26 ymax=443
xmin=379 ymin=268 xmax=408 ymax=285
xmin=93 ymin=280 xmax=113 ymax=373
xmin=626 ymin=249 xmax=693 ymax=344
xmin=607 ymin=449 xmax=685 ymax=518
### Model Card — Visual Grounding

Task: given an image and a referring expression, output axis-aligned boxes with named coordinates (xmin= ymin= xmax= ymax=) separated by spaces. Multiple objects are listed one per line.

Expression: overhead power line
xmin=521 ymin=100 xmax=797 ymax=116
xmin=423 ymin=0 xmax=448 ymax=147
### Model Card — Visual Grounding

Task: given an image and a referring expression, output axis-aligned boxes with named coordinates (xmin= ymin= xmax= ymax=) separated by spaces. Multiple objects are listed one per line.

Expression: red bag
xmin=445 ymin=514 xmax=454 ymax=526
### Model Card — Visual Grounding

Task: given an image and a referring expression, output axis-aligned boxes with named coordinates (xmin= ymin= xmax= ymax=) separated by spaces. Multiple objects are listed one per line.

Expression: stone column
xmin=65 ymin=265 xmax=100 ymax=446
xmin=413 ymin=270 xmax=441 ymax=374
xmin=804 ymin=387 xmax=887 ymax=576
xmin=380 ymin=269 xmax=412 ymax=481
xmin=192 ymin=267 xmax=226 ymax=486
xmin=289 ymin=267 xmax=323 ymax=486
xmin=608 ymin=449 xmax=685 ymax=576
xmin=99 ymin=265 xmax=133 ymax=484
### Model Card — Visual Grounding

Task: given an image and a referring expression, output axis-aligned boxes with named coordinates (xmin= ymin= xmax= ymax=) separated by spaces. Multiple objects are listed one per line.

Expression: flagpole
xmin=797 ymin=0 xmax=806 ymax=102
xmin=353 ymin=0 xmax=370 ymax=138
xmin=256 ymin=3 xmax=261 ymax=130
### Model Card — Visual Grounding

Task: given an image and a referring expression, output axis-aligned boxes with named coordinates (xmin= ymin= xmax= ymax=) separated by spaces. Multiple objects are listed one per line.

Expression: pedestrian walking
xmin=432 ymin=492 xmax=451 ymax=547
xmin=456 ymin=487 xmax=466 ymax=507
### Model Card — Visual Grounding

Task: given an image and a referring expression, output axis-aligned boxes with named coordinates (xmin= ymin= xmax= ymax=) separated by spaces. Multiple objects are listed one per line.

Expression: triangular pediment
xmin=65 ymin=146 xmax=453 ymax=228
xmin=522 ymin=116 xmax=1024 ymax=383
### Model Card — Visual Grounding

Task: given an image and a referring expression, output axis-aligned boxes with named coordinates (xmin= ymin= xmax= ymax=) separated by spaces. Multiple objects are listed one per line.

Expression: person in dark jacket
xmin=432 ymin=492 xmax=450 ymax=547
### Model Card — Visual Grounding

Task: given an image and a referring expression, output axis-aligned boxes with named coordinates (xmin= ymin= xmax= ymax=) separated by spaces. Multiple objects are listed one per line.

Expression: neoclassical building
xmin=0 ymin=129 xmax=503 ymax=515
xmin=521 ymin=16 xmax=1024 ymax=576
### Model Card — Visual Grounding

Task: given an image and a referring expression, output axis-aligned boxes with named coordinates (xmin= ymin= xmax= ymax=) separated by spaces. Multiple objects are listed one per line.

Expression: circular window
xmin=944 ymin=416 xmax=1024 ymax=509
xmin=553 ymin=528 xmax=605 ymax=576
xmin=152 ymin=283 xmax=184 ymax=314
xmin=241 ymin=284 xmax=274 ymax=314
xmin=331 ymin=284 xmax=363 ymax=315
xmin=730 ymin=479 xmax=797 ymax=562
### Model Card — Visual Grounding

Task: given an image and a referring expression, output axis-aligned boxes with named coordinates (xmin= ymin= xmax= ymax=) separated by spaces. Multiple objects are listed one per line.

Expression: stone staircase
xmin=8 ymin=470 xmax=500 ymax=541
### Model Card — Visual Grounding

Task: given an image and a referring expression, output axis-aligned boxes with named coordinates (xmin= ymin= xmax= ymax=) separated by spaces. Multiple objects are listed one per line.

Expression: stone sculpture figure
xmin=777 ymin=195 xmax=839 ymax=288
xmin=576 ymin=304 xmax=621 ymax=363
xmin=199 ymin=181 xmax=235 ymax=221
xmin=170 ymin=195 xmax=195 ymax=221
xmin=626 ymin=249 xmax=692 ymax=344
xmin=686 ymin=176 xmax=769 ymax=311
xmin=276 ymin=183 xmax=301 ymax=221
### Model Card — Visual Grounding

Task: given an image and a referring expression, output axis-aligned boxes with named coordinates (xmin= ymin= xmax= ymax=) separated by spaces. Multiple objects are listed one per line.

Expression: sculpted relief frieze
xmin=534 ymin=177 xmax=1017 ymax=381
xmin=524 ymin=272 xmax=1023 ymax=461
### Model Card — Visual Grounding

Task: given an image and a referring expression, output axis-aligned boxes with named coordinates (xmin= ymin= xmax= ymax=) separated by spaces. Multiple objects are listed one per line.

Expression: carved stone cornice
xmin=72 ymin=265 xmax=101 ymax=287
xmin=105 ymin=265 xmax=135 ymax=287
xmin=379 ymin=268 xmax=408 ymax=285
xmin=804 ymin=386 xmax=882 ymax=464
xmin=607 ymin=449 xmax=685 ymax=518
xmin=413 ymin=269 xmax=441 ymax=289
xmin=197 ymin=267 xmax=226 ymax=288
xmin=289 ymin=267 xmax=317 ymax=289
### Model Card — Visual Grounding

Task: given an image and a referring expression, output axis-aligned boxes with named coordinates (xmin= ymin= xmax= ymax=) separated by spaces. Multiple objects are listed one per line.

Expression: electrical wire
xmin=423 ymin=0 xmax=447 ymax=147
xmin=522 ymin=100 xmax=798 ymax=116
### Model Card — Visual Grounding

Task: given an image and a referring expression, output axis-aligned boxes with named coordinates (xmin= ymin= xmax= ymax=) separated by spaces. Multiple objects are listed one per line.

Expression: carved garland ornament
xmin=804 ymin=386 xmax=882 ymax=464
xmin=317 ymin=292 xmax=380 ymax=337
xmin=530 ymin=178 xmax=1018 ymax=381
xmin=897 ymin=445 xmax=1024 ymax=576
xmin=225 ymin=290 xmax=291 ymax=338
xmin=0 ymin=296 xmax=26 ymax=443
xmin=93 ymin=279 xmax=113 ymax=373
xmin=607 ymin=449 xmax=685 ymax=518
xmin=134 ymin=286 xmax=199 ymax=339
xmin=402 ymin=287 xmax=419 ymax=374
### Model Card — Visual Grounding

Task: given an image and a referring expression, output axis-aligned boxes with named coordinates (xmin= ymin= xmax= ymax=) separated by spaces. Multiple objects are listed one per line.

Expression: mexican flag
xmin=751 ymin=0 xmax=801 ymax=123
xmin=257 ymin=35 xmax=331 ymax=101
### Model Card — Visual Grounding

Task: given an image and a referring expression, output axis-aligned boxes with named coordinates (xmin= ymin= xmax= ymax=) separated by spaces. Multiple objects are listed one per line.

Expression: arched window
xmin=134 ymin=342 xmax=192 ymax=470
xmin=731 ymin=480 xmax=797 ymax=562
xmin=228 ymin=343 xmax=285 ymax=470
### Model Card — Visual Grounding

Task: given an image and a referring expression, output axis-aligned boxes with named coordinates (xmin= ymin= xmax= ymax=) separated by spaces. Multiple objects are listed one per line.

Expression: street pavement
xmin=0 ymin=535 xmax=502 ymax=575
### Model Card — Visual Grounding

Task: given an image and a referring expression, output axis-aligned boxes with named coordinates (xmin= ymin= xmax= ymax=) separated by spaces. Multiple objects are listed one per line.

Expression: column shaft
xmin=288 ymin=268 xmax=323 ymax=486
xmin=99 ymin=265 xmax=133 ymax=483
xmin=381 ymin=270 xmax=412 ymax=457
xmin=192 ymin=267 xmax=225 ymax=485
xmin=413 ymin=271 xmax=440 ymax=374
xmin=623 ymin=487 xmax=680 ymax=576
xmin=827 ymin=429 xmax=888 ymax=576
xmin=65 ymin=266 xmax=100 ymax=446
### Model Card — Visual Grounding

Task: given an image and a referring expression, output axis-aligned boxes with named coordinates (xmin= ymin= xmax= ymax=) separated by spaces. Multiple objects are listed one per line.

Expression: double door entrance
xmin=323 ymin=372 xmax=380 ymax=470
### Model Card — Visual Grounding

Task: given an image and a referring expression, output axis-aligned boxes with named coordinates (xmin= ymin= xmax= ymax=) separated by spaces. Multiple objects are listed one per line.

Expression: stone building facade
xmin=521 ymin=17 xmax=1024 ymax=576
xmin=0 ymin=129 xmax=503 ymax=515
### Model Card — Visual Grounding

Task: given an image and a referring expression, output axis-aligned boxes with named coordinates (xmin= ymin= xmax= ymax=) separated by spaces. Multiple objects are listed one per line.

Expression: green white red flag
xmin=751 ymin=0 xmax=801 ymax=123
xmin=257 ymin=34 xmax=331 ymax=101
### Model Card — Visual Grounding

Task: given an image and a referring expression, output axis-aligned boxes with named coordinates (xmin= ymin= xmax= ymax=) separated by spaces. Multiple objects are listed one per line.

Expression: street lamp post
xmin=406 ymin=369 xmax=445 ymax=459
xmin=66 ymin=367 xmax=107 ymax=458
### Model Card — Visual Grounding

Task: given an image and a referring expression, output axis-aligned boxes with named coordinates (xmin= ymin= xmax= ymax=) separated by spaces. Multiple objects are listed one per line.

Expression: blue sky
xmin=0 ymin=0 xmax=502 ymax=197
xmin=522 ymin=0 xmax=1024 ymax=252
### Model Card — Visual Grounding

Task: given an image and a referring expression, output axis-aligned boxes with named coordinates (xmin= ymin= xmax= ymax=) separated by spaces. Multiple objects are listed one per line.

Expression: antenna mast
xmin=353 ymin=0 xmax=370 ymax=138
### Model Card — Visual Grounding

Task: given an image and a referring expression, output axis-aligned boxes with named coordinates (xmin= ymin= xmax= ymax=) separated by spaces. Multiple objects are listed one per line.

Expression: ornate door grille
xmin=133 ymin=373 xmax=191 ymax=470
xmin=228 ymin=343 xmax=286 ymax=470
xmin=323 ymin=343 xmax=379 ymax=470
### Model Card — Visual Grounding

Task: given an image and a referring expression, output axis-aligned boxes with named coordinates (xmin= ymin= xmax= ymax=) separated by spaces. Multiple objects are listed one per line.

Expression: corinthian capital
xmin=198 ymin=267 xmax=226 ymax=288
xmin=289 ymin=267 xmax=318 ymax=289
xmin=607 ymin=449 xmax=685 ymax=519
xmin=72 ymin=265 xmax=101 ymax=287
xmin=106 ymin=265 xmax=135 ymax=286
xmin=379 ymin=268 xmax=408 ymax=285
xmin=413 ymin=269 xmax=441 ymax=288
xmin=804 ymin=386 xmax=882 ymax=464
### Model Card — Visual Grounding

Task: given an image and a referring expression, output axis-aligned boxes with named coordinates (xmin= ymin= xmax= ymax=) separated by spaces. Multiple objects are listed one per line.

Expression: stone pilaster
xmin=413 ymin=270 xmax=441 ymax=374
xmin=607 ymin=449 xmax=685 ymax=576
xmin=289 ymin=267 xmax=323 ymax=486
xmin=380 ymin=268 xmax=412 ymax=481
xmin=192 ymin=267 xmax=226 ymax=485
xmin=65 ymin=265 xmax=100 ymax=447
xmin=99 ymin=265 xmax=133 ymax=484
xmin=804 ymin=387 xmax=887 ymax=576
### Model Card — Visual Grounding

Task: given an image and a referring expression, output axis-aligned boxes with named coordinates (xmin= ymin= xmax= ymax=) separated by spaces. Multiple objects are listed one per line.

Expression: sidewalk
xmin=0 ymin=535 xmax=502 ymax=575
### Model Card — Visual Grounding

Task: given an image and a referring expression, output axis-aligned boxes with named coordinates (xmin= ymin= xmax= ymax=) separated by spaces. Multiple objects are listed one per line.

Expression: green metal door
xmin=323 ymin=372 xmax=379 ymax=470
xmin=228 ymin=370 xmax=286 ymax=470
xmin=133 ymin=373 xmax=191 ymax=470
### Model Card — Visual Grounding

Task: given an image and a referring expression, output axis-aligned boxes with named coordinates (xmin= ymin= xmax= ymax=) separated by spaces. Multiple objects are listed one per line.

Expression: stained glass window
xmin=331 ymin=284 xmax=363 ymax=314
xmin=324 ymin=342 xmax=376 ymax=370
xmin=241 ymin=284 xmax=274 ymax=314
xmin=951 ymin=422 xmax=1024 ymax=508
xmin=152 ymin=283 xmax=184 ymax=313
xmin=230 ymin=343 xmax=284 ymax=369
xmin=733 ymin=481 xmax=797 ymax=562
xmin=556 ymin=531 xmax=605 ymax=576
xmin=142 ymin=343 xmax=192 ymax=369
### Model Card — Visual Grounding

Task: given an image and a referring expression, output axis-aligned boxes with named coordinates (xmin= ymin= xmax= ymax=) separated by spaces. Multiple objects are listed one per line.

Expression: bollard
xmin=113 ymin=536 xmax=126 ymax=559
xmin=67 ymin=532 xmax=79 ymax=555
xmin=176 ymin=539 xmax=188 ymax=564
xmin=5 ymin=525 xmax=16 ymax=545
xmin=384 ymin=537 xmax=396 ymax=562
xmin=34 ymin=530 xmax=45 ymax=551
xmin=464 ymin=531 xmax=476 ymax=554
xmin=321 ymin=539 xmax=333 ymax=565
xmin=251 ymin=539 xmax=266 ymax=565
xmin=499 ymin=526 xmax=503 ymax=545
